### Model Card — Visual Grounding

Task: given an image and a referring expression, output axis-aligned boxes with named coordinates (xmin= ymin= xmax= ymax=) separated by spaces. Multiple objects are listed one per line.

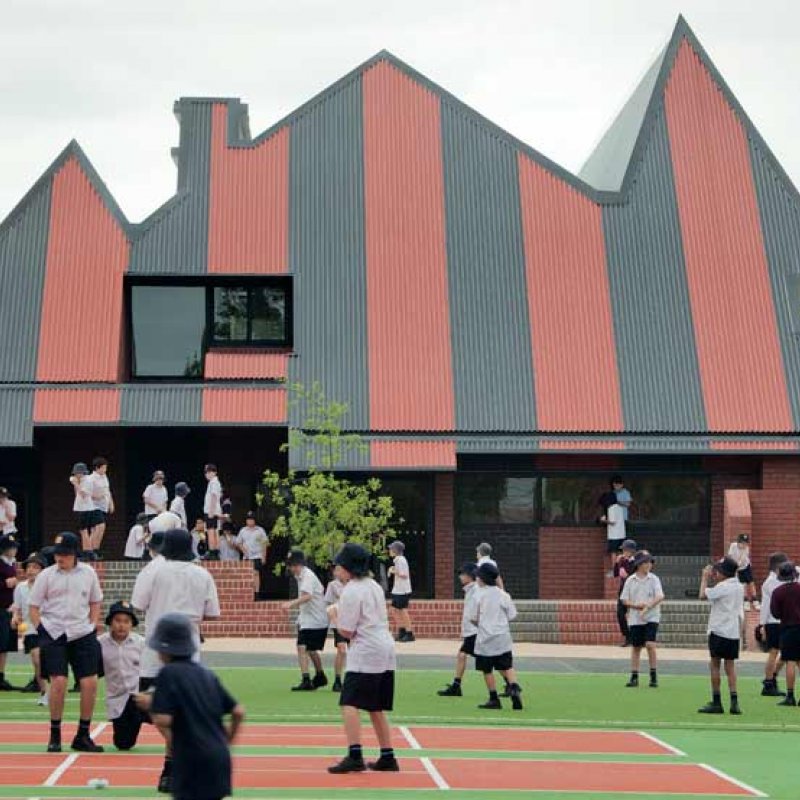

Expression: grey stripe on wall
xmin=120 ymin=385 xmax=203 ymax=425
xmin=0 ymin=181 xmax=51 ymax=382
xmin=288 ymin=79 xmax=370 ymax=431
xmin=441 ymin=103 xmax=536 ymax=432
xmin=129 ymin=102 xmax=213 ymax=274
xmin=748 ymin=140 xmax=800 ymax=429
xmin=603 ymin=108 xmax=707 ymax=433
xmin=0 ymin=388 xmax=34 ymax=446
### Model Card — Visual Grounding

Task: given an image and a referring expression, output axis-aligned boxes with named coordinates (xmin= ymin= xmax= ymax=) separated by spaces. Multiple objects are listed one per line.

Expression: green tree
xmin=260 ymin=382 xmax=397 ymax=572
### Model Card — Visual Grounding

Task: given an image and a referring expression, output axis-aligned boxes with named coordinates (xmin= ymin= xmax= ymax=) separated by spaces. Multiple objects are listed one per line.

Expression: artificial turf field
xmin=0 ymin=663 xmax=797 ymax=799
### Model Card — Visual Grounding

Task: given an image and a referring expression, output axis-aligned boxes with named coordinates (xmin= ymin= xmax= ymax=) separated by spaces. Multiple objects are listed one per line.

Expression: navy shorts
xmin=23 ymin=633 xmax=40 ymax=654
xmin=205 ymin=516 xmax=219 ymax=530
xmin=607 ymin=539 xmax=624 ymax=554
xmin=333 ymin=629 xmax=349 ymax=647
xmin=0 ymin=610 xmax=17 ymax=653
xmin=475 ymin=651 xmax=513 ymax=673
xmin=340 ymin=670 xmax=394 ymax=712
xmin=460 ymin=634 xmax=477 ymax=656
xmin=708 ymin=633 xmax=740 ymax=661
xmin=391 ymin=594 xmax=410 ymax=610
xmin=39 ymin=629 xmax=100 ymax=680
xmin=765 ymin=623 xmax=781 ymax=651
xmin=737 ymin=566 xmax=754 ymax=584
xmin=780 ymin=625 xmax=800 ymax=663
xmin=79 ymin=509 xmax=105 ymax=531
xmin=297 ymin=628 xmax=327 ymax=652
xmin=629 ymin=622 xmax=659 ymax=647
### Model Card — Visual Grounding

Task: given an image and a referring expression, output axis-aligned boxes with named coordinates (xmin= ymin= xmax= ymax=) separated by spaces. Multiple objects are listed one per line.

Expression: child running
xmin=620 ymin=551 xmax=664 ymax=688
xmin=327 ymin=543 xmax=398 ymax=774
xmin=324 ymin=570 xmax=348 ymax=692
xmin=388 ymin=541 xmax=414 ymax=642
xmin=11 ymin=552 xmax=48 ymax=703
xmin=758 ymin=551 xmax=789 ymax=696
xmin=769 ymin=561 xmax=800 ymax=707
xmin=728 ymin=533 xmax=759 ymax=610
xmin=438 ymin=562 xmax=480 ymax=697
xmin=698 ymin=557 xmax=743 ymax=715
xmin=472 ymin=562 xmax=523 ymax=710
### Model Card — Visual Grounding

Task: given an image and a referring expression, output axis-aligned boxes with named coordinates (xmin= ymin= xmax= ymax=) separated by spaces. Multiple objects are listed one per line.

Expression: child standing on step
xmin=388 ymin=541 xmax=414 ymax=642
xmin=757 ymin=551 xmax=788 ymax=696
xmin=728 ymin=533 xmax=759 ymax=610
xmin=438 ymin=562 xmax=480 ymax=697
xmin=621 ymin=551 xmax=664 ymax=688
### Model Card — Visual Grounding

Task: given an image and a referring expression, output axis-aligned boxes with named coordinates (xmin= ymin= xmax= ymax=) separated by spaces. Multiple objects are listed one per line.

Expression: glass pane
xmin=250 ymin=286 xmax=286 ymax=341
xmin=213 ymin=287 xmax=248 ymax=342
xmin=456 ymin=474 xmax=535 ymax=525
xmin=626 ymin=476 xmax=708 ymax=525
xmin=540 ymin=476 xmax=609 ymax=525
xmin=132 ymin=286 xmax=205 ymax=377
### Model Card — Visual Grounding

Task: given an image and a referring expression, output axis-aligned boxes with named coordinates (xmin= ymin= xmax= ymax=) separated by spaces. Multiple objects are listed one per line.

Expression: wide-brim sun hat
xmin=334 ymin=543 xmax=370 ymax=577
xmin=147 ymin=612 xmax=196 ymax=657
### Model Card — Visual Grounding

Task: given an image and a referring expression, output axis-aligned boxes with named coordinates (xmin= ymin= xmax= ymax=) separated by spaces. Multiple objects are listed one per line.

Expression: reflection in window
xmin=132 ymin=286 xmax=205 ymax=377
xmin=456 ymin=475 xmax=535 ymax=525
xmin=213 ymin=285 xmax=287 ymax=344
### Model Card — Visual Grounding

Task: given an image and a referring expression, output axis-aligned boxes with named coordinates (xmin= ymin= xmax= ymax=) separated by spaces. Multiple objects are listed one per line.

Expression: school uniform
xmin=473 ymin=585 xmax=517 ymax=673
xmin=150 ymin=659 xmax=237 ymax=800
xmin=73 ymin=475 xmax=98 ymax=531
xmin=235 ymin=525 xmax=269 ymax=571
xmin=770 ymin=581 xmax=800 ymax=662
xmin=12 ymin=580 xmax=39 ymax=654
xmin=460 ymin=581 xmax=480 ymax=656
xmin=169 ymin=496 xmax=187 ymax=528
xmin=294 ymin=566 xmax=329 ymax=651
xmin=89 ymin=472 xmax=111 ymax=526
xmin=29 ymin=562 xmax=103 ymax=679
xmin=605 ymin=503 xmax=626 ymax=553
xmin=615 ymin=487 xmax=632 ymax=521
xmin=143 ymin=483 xmax=168 ymax=518
xmin=218 ymin=533 xmax=239 ymax=561
xmin=390 ymin=554 xmax=412 ymax=609
xmin=147 ymin=511 xmax=182 ymax=535
xmin=337 ymin=576 xmax=396 ymax=711
xmin=98 ymin=632 xmax=145 ymax=750
xmin=124 ymin=524 xmax=147 ymax=560
xmin=0 ymin=499 xmax=17 ymax=535
xmin=477 ymin=556 xmax=498 ymax=569
xmin=620 ymin=572 xmax=663 ymax=646
xmin=728 ymin=543 xmax=753 ymax=584
xmin=614 ymin=555 xmax=636 ymax=640
xmin=704 ymin=577 xmax=744 ymax=660
xmin=203 ymin=478 xmax=222 ymax=529
xmin=325 ymin=579 xmax=348 ymax=645
xmin=0 ymin=556 xmax=18 ymax=654
xmin=760 ymin=571 xmax=782 ymax=650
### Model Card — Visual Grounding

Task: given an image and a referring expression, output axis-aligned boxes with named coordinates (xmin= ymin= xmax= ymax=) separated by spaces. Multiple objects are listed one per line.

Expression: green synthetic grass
xmin=0 ymin=666 xmax=796 ymax=798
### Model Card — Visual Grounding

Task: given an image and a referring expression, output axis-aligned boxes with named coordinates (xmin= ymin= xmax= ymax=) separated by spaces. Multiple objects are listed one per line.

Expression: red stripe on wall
xmin=371 ymin=440 xmax=456 ymax=469
xmin=665 ymin=41 xmax=792 ymax=432
xmin=204 ymin=351 xmax=289 ymax=380
xmin=363 ymin=62 xmax=455 ymax=431
xmin=36 ymin=158 xmax=129 ymax=381
xmin=208 ymin=104 xmax=289 ymax=273
xmin=518 ymin=156 xmax=623 ymax=432
xmin=201 ymin=387 xmax=286 ymax=423
xmin=34 ymin=388 xmax=120 ymax=423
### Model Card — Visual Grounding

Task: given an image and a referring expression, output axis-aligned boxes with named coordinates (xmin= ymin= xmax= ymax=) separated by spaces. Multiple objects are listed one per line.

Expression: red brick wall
xmin=710 ymin=470 xmax=760 ymax=558
xmin=434 ymin=473 xmax=455 ymax=599
xmin=762 ymin=457 xmax=800 ymax=491
xmin=539 ymin=527 xmax=605 ymax=599
xmin=749 ymin=489 xmax=800 ymax=582
xmin=723 ymin=489 xmax=752 ymax=545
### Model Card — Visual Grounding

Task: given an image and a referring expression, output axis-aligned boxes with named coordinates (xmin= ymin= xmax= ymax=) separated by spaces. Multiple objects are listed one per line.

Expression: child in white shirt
xmin=70 ymin=462 xmax=94 ymax=553
xmin=388 ymin=541 xmax=414 ymax=642
xmin=324 ymin=574 xmax=347 ymax=692
xmin=728 ymin=533 xmax=758 ymax=610
xmin=203 ymin=464 xmax=223 ymax=560
xmin=11 ymin=553 xmax=48 ymax=703
xmin=124 ymin=514 xmax=150 ymax=560
xmin=758 ymin=551 xmax=789 ymax=696
xmin=438 ymin=562 xmax=480 ymax=697
xmin=235 ymin=513 xmax=268 ymax=599
xmin=143 ymin=471 xmax=168 ymax=518
xmin=169 ymin=482 xmax=190 ymax=528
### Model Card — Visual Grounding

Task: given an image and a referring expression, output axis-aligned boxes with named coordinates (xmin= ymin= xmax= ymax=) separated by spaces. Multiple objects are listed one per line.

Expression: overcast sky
xmin=1 ymin=0 xmax=798 ymax=223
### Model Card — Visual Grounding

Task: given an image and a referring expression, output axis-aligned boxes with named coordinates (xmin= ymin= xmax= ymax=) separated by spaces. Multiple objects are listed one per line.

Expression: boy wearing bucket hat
xmin=324 ymin=570 xmax=348 ymax=692
xmin=169 ymin=482 xmax=190 ymax=528
xmin=143 ymin=470 xmax=168 ymax=519
xmin=769 ymin=560 xmax=800 ymax=706
xmin=140 ymin=613 xmax=244 ymax=800
xmin=0 ymin=534 xmax=19 ymax=691
xmin=728 ymin=533 xmax=759 ymax=610
xmin=472 ymin=561 xmax=523 ymax=710
xmin=29 ymin=531 xmax=104 ymax=752
xmin=11 ymin=552 xmax=48 ymax=702
xmin=438 ymin=562 xmax=480 ymax=697
xmin=99 ymin=601 xmax=145 ymax=750
xmin=69 ymin=463 xmax=95 ymax=557
xmin=327 ymin=542 xmax=398 ymax=774
xmin=285 ymin=550 xmax=330 ymax=691
xmin=698 ymin=557 xmax=744 ymax=715
xmin=757 ymin=551 xmax=789 ymax=697
xmin=87 ymin=456 xmax=114 ymax=560
xmin=620 ymin=551 xmax=664 ymax=688
xmin=388 ymin=541 xmax=414 ymax=642
xmin=613 ymin=539 xmax=638 ymax=646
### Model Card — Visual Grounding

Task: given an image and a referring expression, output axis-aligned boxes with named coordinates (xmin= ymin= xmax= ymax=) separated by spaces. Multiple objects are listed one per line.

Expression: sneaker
xmin=753 ymin=601 xmax=761 ymax=611
xmin=499 ymin=685 xmax=512 ymax=698
xmin=744 ymin=601 xmax=751 ymax=611
xmin=649 ymin=677 xmax=659 ymax=688
xmin=291 ymin=678 xmax=315 ymax=692
xmin=20 ymin=678 xmax=40 ymax=693
xmin=478 ymin=697 xmax=502 ymax=709
xmin=777 ymin=696 xmax=797 ymax=707
xmin=332 ymin=677 xmax=343 ymax=692
xmin=399 ymin=631 xmax=416 ymax=642
xmin=47 ymin=740 xmax=62 ymax=753
xmin=437 ymin=683 xmax=463 ymax=697
xmin=71 ymin=733 xmax=104 ymax=753
xmin=0 ymin=678 xmax=15 ymax=691
xmin=698 ymin=702 xmax=725 ymax=714
xmin=729 ymin=702 xmax=742 ymax=715
xmin=510 ymin=687 xmax=523 ymax=711
xmin=37 ymin=693 xmax=49 ymax=707
xmin=328 ymin=756 xmax=366 ymax=774
xmin=368 ymin=756 xmax=400 ymax=772
xmin=625 ymin=676 xmax=639 ymax=688
xmin=312 ymin=672 xmax=328 ymax=689
xmin=157 ymin=772 xmax=172 ymax=793
xmin=761 ymin=682 xmax=785 ymax=697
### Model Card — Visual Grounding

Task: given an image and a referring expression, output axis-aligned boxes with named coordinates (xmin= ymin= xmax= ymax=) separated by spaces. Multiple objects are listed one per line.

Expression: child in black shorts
xmin=769 ymin=561 xmax=800 ymax=706
xmin=757 ymin=551 xmax=788 ymax=696
xmin=438 ymin=562 xmax=479 ymax=696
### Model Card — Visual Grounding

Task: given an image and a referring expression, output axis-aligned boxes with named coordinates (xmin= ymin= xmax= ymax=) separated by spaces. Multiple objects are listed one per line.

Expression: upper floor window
xmin=213 ymin=285 xmax=288 ymax=345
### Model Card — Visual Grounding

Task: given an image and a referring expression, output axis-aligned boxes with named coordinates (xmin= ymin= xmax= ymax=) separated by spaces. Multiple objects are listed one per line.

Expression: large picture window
xmin=456 ymin=474 xmax=536 ymax=525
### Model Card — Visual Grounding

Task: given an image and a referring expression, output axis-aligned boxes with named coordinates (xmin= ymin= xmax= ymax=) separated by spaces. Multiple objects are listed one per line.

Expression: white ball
xmin=87 ymin=777 xmax=109 ymax=789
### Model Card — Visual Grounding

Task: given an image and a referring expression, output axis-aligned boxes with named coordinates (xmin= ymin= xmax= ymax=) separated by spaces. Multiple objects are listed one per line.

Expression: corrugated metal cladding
xmin=711 ymin=440 xmax=798 ymax=451
xmin=362 ymin=62 xmax=454 ymax=431
xmin=665 ymin=41 xmax=793 ymax=432
xmin=36 ymin=158 xmax=128 ymax=382
xmin=603 ymin=108 xmax=707 ymax=433
xmin=204 ymin=351 xmax=289 ymax=380
xmin=120 ymin=385 xmax=202 ymax=425
xmin=441 ymin=101 xmax=537 ymax=432
xmin=201 ymin=386 xmax=286 ymax=423
xmin=0 ymin=181 xmax=50 ymax=382
xmin=0 ymin=387 xmax=34 ymax=446
xmin=208 ymin=104 xmax=288 ymax=273
xmin=288 ymin=76 xmax=369 ymax=431
xmin=371 ymin=440 xmax=456 ymax=469
xmin=129 ymin=101 xmax=212 ymax=274
xmin=517 ymin=156 xmax=622 ymax=432
xmin=288 ymin=439 xmax=370 ymax=471
xmin=749 ymin=140 xmax=800 ymax=429
xmin=33 ymin=388 xmax=121 ymax=423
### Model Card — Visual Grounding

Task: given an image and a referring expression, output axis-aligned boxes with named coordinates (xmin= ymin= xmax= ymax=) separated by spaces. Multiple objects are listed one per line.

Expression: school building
xmin=1 ymin=17 xmax=799 ymax=607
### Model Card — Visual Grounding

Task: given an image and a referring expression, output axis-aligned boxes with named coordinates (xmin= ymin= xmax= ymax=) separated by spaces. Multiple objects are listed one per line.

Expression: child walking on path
xmin=757 ymin=551 xmax=789 ymax=697
xmin=620 ymin=551 xmax=664 ymax=688
xmin=388 ymin=541 xmax=414 ymax=642
xmin=438 ymin=562 xmax=480 ymax=697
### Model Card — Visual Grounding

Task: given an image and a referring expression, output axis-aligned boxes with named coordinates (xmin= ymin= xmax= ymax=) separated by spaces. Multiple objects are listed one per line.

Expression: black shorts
xmin=391 ymin=594 xmax=410 ymax=610
xmin=297 ymin=628 xmax=328 ymax=652
xmin=112 ymin=696 xmax=144 ymax=751
xmin=340 ymin=670 xmax=394 ymax=712
xmin=249 ymin=558 xmax=263 ymax=572
xmin=607 ymin=539 xmax=624 ymax=554
xmin=205 ymin=516 xmax=219 ymax=530
xmin=333 ymin=629 xmax=349 ymax=647
xmin=138 ymin=677 xmax=156 ymax=724
xmin=0 ymin=610 xmax=17 ymax=653
xmin=765 ymin=623 xmax=781 ymax=651
xmin=23 ymin=634 xmax=40 ymax=654
xmin=476 ymin=651 xmax=513 ymax=673
xmin=460 ymin=634 xmax=477 ymax=656
xmin=39 ymin=629 xmax=100 ymax=680
xmin=629 ymin=622 xmax=659 ymax=648
xmin=708 ymin=633 xmax=740 ymax=661
xmin=737 ymin=566 xmax=754 ymax=584
xmin=780 ymin=625 xmax=800 ymax=663
xmin=79 ymin=510 xmax=105 ymax=530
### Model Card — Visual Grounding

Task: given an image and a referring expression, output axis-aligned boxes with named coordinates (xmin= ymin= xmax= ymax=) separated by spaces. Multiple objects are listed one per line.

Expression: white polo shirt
xmin=473 ymin=585 xmax=517 ymax=656
xmin=72 ymin=476 xmax=95 ymax=512
xmin=727 ymin=542 xmax=751 ymax=570
xmin=204 ymin=477 xmax=222 ymax=517
xmin=148 ymin=511 xmax=182 ymax=534
xmin=29 ymin=562 xmax=103 ymax=641
xmin=477 ymin=555 xmax=498 ymax=569
xmin=461 ymin=581 xmax=480 ymax=638
xmin=0 ymin=499 xmax=17 ymax=533
xmin=90 ymin=472 xmax=111 ymax=513
xmin=324 ymin=578 xmax=345 ymax=605
xmin=143 ymin=483 xmax=168 ymax=516
xmin=620 ymin=572 xmax=664 ymax=625
xmin=761 ymin=572 xmax=782 ymax=625
xmin=705 ymin=577 xmax=744 ymax=640
xmin=337 ymin=577 xmax=396 ymax=673
xmin=169 ymin=496 xmax=187 ymax=527
xmin=391 ymin=555 xmax=411 ymax=595
xmin=295 ymin=566 xmax=329 ymax=630
xmin=12 ymin=580 xmax=36 ymax=635
xmin=124 ymin=524 xmax=147 ymax=559
xmin=236 ymin=526 xmax=268 ymax=560
xmin=606 ymin=503 xmax=625 ymax=541
xmin=99 ymin=631 xmax=144 ymax=719
xmin=132 ymin=559 xmax=220 ymax=678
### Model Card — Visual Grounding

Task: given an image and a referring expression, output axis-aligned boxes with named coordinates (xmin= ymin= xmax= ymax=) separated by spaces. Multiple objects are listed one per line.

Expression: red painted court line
xmin=435 ymin=758 xmax=759 ymax=795
xmin=0 ymin=753 xmax=66 ymax=784
xmin=57 ymin=754 xmax=433 ymax=790
xmin=410 ymin=727 xmax=675 ymax=755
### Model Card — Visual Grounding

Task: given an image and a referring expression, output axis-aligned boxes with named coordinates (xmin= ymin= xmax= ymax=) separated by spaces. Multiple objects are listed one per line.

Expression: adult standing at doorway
xmin=88 ymin=457 xmax=114 ymax=560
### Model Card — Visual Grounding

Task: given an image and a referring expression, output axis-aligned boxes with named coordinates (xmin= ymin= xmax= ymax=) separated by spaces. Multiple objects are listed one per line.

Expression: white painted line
xmin=698 ymin=763 xmax=767 ymax=798
xmin=398 ymin=726 xmax=450 ymax=790
xmin=42 ymin=753 xmax=79 ymax=787
xmin=398 ymin=725 xmax=422 ymax=750
xmin=637 ymin=731 xmax=687 ymax=756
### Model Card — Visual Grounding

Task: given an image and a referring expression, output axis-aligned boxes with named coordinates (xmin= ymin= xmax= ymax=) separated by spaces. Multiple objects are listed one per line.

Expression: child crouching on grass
xmin=327 ymin=543 xmax=398 ymax=774
xmin=620 ymin=551 xmax=664 ymax=688
xmin=472 ymin=562 xmax=522 ymax=710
